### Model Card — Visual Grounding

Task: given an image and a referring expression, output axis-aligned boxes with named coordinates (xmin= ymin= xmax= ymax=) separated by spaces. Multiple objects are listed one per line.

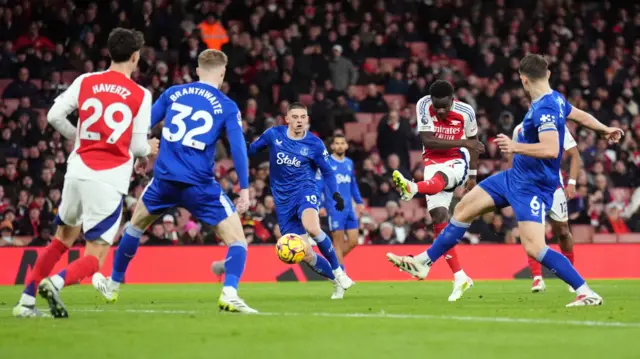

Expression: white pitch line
xmin=6 ymin=307 xmax=639 ymax=328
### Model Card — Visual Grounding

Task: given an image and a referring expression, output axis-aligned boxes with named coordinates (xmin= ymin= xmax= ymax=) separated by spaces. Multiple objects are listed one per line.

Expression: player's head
xmin=196 ymin=49 xmax=228 ymax=86
xmin=107 ymin=28 xmax=144 ymax=67
xmin=285 ymin=102 xmax=308 ymax=136
xmin=519 ymin=54 xmax=550 ymax=93
xmin=331 ymin=134 xmax=348 ymax=156
xmin=429 ymin=80 xmax=454 ymax=121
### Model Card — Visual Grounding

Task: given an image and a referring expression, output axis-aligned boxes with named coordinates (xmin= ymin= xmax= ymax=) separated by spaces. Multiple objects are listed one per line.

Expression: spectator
xmin=14 ymin=23 xmax=55 ymax=51
xmin=360 ymin=84 xmax=388 ymax=113
xmin=328 ymin=44 xmax=358 ymax=92
xmin=162 ymin=214 xmax=179 ymax=244
xmin=599 ymin=203 xmax=630 ymax=234
xmin=373 ymin=221 xmax=399 ymax=244
xmin=29 ymin=226 xmax=53 ymax=246
xmin=377 ymin=110 xmax=412 ymax=170
xmin=392 ymin=212 xmax=409 ymax=243
xmin=198 ymin=13 xmax=229 ymax=51
xmin=0 ymin=220 xmax=14 ymax=246
xmin=180 ymin=220 xmax=204 ymax=245
xmin=15 ymin=204 xmax=40 ymax=237
xmin=331 ymin=95 xmax=357 ymax=129
xmin=2 ymin=67 xmax=40 ymax=100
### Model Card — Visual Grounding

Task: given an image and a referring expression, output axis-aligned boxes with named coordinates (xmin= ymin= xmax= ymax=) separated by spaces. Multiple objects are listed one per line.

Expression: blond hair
xmin=197 ymin=49 xmax=228 ymax=70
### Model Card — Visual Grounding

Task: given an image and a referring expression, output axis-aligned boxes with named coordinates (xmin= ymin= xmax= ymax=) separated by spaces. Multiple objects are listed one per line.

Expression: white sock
xmin=414 ymin=251 xmax=432 ymax=266
xmin=408 ymin=181 xmax=418 ymax=194
xmin=533 ymin=276 xmax=543 ymax=281
xmin=222 ymin=286 xmax=238 ymax=297
xmin=50 ymin=275 xmax=64 ymax=291
xmin=575 ymin=283 xmax=591 ymax=296
xmin=453 ymin=270 xmax=467 ymax=282
xmin=333 ymin=267 xmax=344 ymax=274
xmin=20 ymin=293 xmax=36 ymax=306
xmin=109 ymin=278 xmax=121 ymax=290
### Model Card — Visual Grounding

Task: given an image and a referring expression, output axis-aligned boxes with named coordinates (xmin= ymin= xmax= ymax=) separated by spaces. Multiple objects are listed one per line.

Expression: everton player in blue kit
xmin=389 ymin=54 xmax=623 ymax=307
xmin=316 ymin=134 xmax=364 ymax=282
xmin=249 ymin=103 xmax=354 ymax=298
xmin=92 ymin=50 xmax=257 ymax=313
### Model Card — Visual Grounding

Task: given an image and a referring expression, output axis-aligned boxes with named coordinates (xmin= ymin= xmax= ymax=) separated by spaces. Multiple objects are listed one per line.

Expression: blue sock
xmin=537 ymin=246 xmax=585 ymax=289
xmin=314 ymin=231 xmax=340 ymax=270
xmin=111 ymin=225 xmax=144 ymax=283
xmin=223 ymin=241 xmax=247 ymax=290
xmin=340 ymin=264 xmax=345 ymax=271
xmin=309 ymin=253 xmax=335 ymax=280
xmin=57 ymin=269 xmax=67 ymax=280
xmin=424 ymin=218 xmax=470 ymax=264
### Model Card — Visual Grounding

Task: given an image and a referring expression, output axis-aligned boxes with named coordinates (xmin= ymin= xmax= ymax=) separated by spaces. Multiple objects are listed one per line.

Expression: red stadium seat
xmin=363 ymin=132 xmax=377 ymax=151
xmin=3 ymin=98 xmax=19 ymax=115
xmin=355 ymin=113 xmax=372 ymax=126
xmin=571 ymin=225 xmax=594 ymax=244
xmin=400 ymin=199 xmax=421 ymax=213
xmin=369 ymin=207 xmax=389 ymax=223
xmin=617 ymin=234 xmax=640 ymax=243
xmin=364 ymin=58 xmax=380 ymax=72
xmin=61 ymin=71 xmax=80 ymax=84
xmin=298 ymin=94 xmax=313 ymax=107
xmin=410 ymin=150 xmax=423 ymax=170
xmin=0 ymin=79 xmax=11 ymax=96
xmin=379 ymin=58 xmax=404 ymax=70
xmin=384 ymin=94 xmax=406 ymax=108
xmin=591 ymin=234 xmax=617 ymax=244
xmin=344 ymin=122 xmax=367 ymax=143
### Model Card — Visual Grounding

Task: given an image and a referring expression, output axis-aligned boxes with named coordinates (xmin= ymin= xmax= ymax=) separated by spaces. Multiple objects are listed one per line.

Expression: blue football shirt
xmin=316 ymin=155 xmax=363 ymax=210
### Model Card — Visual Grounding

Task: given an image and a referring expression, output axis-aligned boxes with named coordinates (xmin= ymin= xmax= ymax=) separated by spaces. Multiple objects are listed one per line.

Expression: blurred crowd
xmin=1 ymin=0 xmax=640 ymax=248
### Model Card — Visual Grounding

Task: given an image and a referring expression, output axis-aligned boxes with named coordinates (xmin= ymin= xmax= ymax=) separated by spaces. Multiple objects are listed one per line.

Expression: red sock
xmin=528 ymin=256 xmax=542 ymax=277
xmin=23 ymin=239 xmax=68 ymax=296
xmin=562 ymin=250 xmax=574 ymax=265
xmin=416 ymin=173 xmax=446 ymax=195
xmin=432 ymin=222 xmax=462 ymax=274
xmin=60 ymin=255 xmax=100 ymax=287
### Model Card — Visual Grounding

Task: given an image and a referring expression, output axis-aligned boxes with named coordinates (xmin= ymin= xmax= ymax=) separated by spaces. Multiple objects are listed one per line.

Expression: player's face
xmin=285 ymin=108 xmax=308 ymax=135
xmin=432 ymin=96 xmax=452 ymax=121
xmin=332 ymin=138 xmax=348 ymax=155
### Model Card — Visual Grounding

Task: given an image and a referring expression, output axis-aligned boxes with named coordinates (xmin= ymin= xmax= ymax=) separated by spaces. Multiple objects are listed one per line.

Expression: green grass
xmin=1 ymin=280 xmax=639 ymax=359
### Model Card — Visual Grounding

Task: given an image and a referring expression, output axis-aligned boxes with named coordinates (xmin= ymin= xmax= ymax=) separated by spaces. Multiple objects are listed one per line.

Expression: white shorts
xmin=423 ymin=148 xmax=470 ymax=211
xmin=548 ymin=187 xmax=568 ymax=222
xmin=57 ymin=178 xmax=123 ymax=245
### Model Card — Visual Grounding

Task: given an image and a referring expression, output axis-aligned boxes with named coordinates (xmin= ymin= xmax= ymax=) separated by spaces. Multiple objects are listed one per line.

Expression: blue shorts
xmin=328 ymin=209 xmax=359 ymax=232
xmin=478 ymin=170 xmax=553 ymax=224
xmin=276 ymin=189 xmax=319 ymax=235
xmin=142 ymin=177 xmax=236 ymax=226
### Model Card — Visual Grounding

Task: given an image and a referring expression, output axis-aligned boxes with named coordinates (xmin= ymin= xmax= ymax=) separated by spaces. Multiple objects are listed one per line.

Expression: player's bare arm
xmin=465 ymin=135 xmax=480 ymax=191
xmin=494 ymin=131 xmax=559 ymax=159
xmin=567 ymin=107 xmax=623 ymax=143
xmin=564 ymin=146 xmax=581 ymax=199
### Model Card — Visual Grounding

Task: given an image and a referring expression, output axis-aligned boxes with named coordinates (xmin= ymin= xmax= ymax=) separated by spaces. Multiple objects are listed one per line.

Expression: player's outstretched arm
xmin=565 ymin=146 xmax=582 ymax=199
xmin=350 ymin=164 xmax=364 ymax=206
xmin=226 ymin=111 xmax=250 ymax=190
xmin=247 ymin=128 xmax=273 ymax=156
xmin=150 ymin=91 xmax=169 ymax=129
xmin=47 ymin=75 xmax=85 ymax=139
xmin=567 ymin=107 xmax=623 ymax=143
xmin=495 ymin=131 xmax=559 ymax=159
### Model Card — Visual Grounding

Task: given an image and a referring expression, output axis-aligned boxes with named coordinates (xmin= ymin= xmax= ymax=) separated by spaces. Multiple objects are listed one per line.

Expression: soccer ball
xmin=276 ymin=234 xmax=306 ymax=264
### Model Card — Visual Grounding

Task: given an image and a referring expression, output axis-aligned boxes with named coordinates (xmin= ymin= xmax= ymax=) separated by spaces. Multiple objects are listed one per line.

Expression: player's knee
xmin=522 ymin=239 xmax=545 ymax=259
xmin=451 ymin=198 xmax=474 ymax=223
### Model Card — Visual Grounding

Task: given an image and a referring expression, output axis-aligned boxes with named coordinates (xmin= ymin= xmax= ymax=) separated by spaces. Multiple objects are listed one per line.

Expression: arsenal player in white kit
xmin=389 ymin=80 xmax=485 ymax=302
xmin=13 ymin=28 xmax=159 ymax=318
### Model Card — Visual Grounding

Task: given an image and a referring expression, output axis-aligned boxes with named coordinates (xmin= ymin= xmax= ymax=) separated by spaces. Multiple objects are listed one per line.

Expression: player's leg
xmin=514 ymin=193 xmax=601 ymax=307
xmin=13 ymin=179 xmax=83 ymax=317
xmin=189 ymin=185 xmax=256 ymax=313
xmin=40 ymin=181 xmax=123 ymax=318
xmin=94 ymin=178 xmax=167 ymax=302
xmin=387 ymin=171 xmax=505 ymax=280
xmin=341 ymin=209 xmax=360 ymax=260
xmin=392 ymin=169 xmax=447 ymax=201
xmin=550 ymin=220 xmax=575 ymax=293
xmin=330 ymin=229 xmax=347 ymax=269
xmin=301 ymin=207 xmax=354 ymax=289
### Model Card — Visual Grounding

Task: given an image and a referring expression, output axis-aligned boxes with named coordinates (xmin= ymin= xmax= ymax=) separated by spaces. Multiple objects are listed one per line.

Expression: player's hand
xmin=355 ymin=203 xmax=365 ymax=215
xmin=134 ymin=157 xmax=149 ymax=175
xmin=465 ymin=177 xmax=477 ymax=192
xmin=494 ymin=134 xmax=516 ymax=154
xmin=236 ymin=189 xmax=250 ymax=214
xmin=147 ymin=138 xmax=160 ymax=156
xmin=465 ymin=139 xmax=486 ymax=154
xmin=318 ymin=208 xmax=327 ymax=217
xmin=565 ymin=184 xmax=577 ymax=200
xmin=332 ymin=192 xmax=345 ymax=211
xmin=603 ymin=127 xmax=624 ymax=144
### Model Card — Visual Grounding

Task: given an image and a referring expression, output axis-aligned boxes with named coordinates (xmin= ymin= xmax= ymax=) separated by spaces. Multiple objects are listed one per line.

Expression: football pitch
xmin=1 ymin=280 xmax=639 ymax=359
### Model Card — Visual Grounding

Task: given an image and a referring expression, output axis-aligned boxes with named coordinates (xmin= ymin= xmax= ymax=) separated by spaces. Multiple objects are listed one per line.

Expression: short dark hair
xmin=519 ymin=54 xmax=548 ymax=80
xmin=429 ymin=80 xmax=454 ymax=99
xmin=107 ymin=28 xmax=144 ymax=63
xmin=287 ymin=102 xmax=307 ymax=112
xmin=331 ymin=133 xmax=346 ymax=143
